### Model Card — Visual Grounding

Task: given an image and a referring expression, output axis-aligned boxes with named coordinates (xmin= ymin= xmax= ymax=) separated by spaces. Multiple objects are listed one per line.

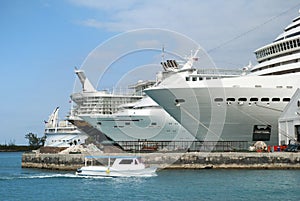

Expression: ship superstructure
xmin=44 ymin=107 xmax=88 ymax=147
xmin=68 ymin=69 xmax=146 ymax=143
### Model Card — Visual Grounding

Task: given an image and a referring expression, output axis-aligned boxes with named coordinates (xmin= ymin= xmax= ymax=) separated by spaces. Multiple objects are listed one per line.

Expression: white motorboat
xmin=76 ymin=156 xmax=157 ymax=177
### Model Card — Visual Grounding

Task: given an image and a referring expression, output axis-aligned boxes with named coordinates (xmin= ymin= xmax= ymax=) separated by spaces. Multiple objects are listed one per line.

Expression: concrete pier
xmin=22 ymin=152 xmax=300 ymax=171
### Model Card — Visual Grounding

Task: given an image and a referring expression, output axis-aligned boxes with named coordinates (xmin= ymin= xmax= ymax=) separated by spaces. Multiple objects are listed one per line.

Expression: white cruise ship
xmin=44 ymin=107 xmax=88 ymax=147
xmin=68 ymin=69 xmax=147 ymax=143
xmin=79 ymin=51 xmax=243 ymax=150
xmin=145 ymin=11 xmax=300 ymax=146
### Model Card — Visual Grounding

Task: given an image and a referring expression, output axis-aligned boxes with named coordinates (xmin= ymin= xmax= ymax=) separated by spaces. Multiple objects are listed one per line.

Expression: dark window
xmin=226 ymin=98 xmax=235 ymax=102
xmin=185 ymin=77 xmax=190 ymax=81
xmin=272 ymin=98 xmax=280 ymax=102
xmin=192 ymin=77 xmax=197 ymax=81
xmin=151 ymin=122 xmax=157 ymax=126
xmin=175 ymin=99 xmax=185 ymax=104
xmin=119 ymin=159 xmax=133 ymax=164
xmin=250 ymin=97 xmax=258 ymax=102
xmin=125 ymin=122 xmax=130 ymax=125
xmin=238 ymin=97 xmax=247 ymax=102
xmin=214 ymin=98 xmax=223 ymax=102
xmin=283 ymin=98 xmax=291 ymax=102
xmin=252 ymin=125 xmax=271 ymax=141
xmin=261 ymin=97 xmax=269 ymax=102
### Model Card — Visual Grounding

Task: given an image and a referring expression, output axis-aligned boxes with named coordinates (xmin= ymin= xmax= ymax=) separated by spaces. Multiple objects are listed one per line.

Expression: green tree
xmin=25 ymin=133 xmax=46 ymax=147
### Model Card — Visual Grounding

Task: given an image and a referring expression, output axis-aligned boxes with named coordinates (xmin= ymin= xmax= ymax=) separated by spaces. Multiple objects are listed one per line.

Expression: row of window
xmin=186 ymin=76 xmax=220 ymax=81
xmin=185 ymin=77 xmax=294 ymax=89
xmin=50 ymin=139 xmax=81 ymax=143
xmin=255 ymin=38 xmax=300 ymax=60
xmin=214 ymin=97 xmax=290 ymax=102
xmin=251 ymin=57 xmax=300 ymax=73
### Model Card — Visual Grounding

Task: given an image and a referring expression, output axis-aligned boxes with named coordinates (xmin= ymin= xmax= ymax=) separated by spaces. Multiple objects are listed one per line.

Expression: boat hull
xmin=76 ymin=166 xmax=157 ymax=177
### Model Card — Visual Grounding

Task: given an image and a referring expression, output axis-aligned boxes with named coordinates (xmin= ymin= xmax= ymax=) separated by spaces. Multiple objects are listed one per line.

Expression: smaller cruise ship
xmin=68 ymin=69 xmax=151 ymax=143
xmin=44 ymin=107 xmax=88 ymax=147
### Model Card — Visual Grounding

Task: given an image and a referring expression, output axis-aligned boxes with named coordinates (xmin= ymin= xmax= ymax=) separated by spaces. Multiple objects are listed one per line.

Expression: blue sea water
xmin=0 ymin=152 xmax=299 ymax=201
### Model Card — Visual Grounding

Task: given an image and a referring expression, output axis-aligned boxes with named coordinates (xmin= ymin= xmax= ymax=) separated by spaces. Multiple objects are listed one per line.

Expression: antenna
xmin=161 ymin=44 xmax=165 ymax=62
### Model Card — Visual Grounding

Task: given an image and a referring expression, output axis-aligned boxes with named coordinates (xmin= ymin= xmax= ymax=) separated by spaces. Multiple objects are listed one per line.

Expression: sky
xmin=0 ymin=0 xmax=300 ymax=145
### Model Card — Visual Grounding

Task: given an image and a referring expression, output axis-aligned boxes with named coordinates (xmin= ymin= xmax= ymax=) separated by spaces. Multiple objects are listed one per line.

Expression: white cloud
xmin=78 ymin=18 xmax=103 ymax=28
xmin=69 ymin=0 xmax=300 ymax=68
xmin=69 ymin=0 xmax=139 ymax=11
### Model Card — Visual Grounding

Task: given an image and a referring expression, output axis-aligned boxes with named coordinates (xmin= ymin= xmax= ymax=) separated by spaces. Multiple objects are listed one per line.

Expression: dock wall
xmin=22 ymin=152 xmax=300 ymax=171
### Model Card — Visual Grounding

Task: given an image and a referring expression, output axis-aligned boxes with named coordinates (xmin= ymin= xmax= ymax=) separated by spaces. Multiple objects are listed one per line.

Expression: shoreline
xmin=0 ymin=145 xmax=38 ymax=152
xmin=22 ymin=151 xmax=300 ymax=171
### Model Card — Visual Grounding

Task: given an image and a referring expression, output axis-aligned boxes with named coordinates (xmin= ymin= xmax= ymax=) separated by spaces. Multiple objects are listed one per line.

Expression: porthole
xmin=261 ymin=97 xmax=269 ymax=102
xmin=175 ymin=99 xmax=185 ymax=104
xmin=226 ymin=98 xmax=235 ymax=102
xmin=175 ymin=98 xmax=185 ymax=106
xmin=214 ymin=98 xmax=224 ymax=102
xmin=272 ymin=98 xmax=280 ymax=102
xmin=238 ymin=97 xmax=247 ymax=102
xmin=250 ymin=97 xmax=258 ymax=102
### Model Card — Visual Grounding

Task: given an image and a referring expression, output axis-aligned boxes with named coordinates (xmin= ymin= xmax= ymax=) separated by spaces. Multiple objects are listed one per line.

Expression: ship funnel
xmin=75 ymin=69 xmax=96 ymax=92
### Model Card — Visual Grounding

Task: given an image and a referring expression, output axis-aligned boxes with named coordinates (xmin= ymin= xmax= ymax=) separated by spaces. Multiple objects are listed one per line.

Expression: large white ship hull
xmin=145 ymin=73 xmax=300 ymax=146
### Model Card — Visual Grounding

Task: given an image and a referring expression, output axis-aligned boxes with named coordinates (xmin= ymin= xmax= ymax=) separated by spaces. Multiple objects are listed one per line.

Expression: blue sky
xmin=0 ymin=0 xmax=299 ymax=145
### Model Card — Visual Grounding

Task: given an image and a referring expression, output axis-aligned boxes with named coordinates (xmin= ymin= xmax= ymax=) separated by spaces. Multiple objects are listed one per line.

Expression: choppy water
xmin=0 ymin=152 xmax=299 ymax=201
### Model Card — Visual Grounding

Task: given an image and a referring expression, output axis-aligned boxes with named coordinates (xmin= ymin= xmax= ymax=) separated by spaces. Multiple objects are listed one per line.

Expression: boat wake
xmin=0 ymin=172 xmax=156 ymax=180
xmin=0 ymin=173 xmax=76 ymax=180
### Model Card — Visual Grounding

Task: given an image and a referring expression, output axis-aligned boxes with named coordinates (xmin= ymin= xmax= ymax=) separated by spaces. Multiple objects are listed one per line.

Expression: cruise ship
xmin=68 ymin=69 xmax=147 ymax=143
xmin=79 ymin=51 xmax=243 ymax=150
xmin=145 ymin=10 xmax=300 ymax=146
xmin=44 ymin=107 xmax=88 ymax=147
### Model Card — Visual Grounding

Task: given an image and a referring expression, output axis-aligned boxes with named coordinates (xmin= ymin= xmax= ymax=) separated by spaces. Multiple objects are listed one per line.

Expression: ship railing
xmin=115 ymin=140 xmax=249 ymax=152
xmin=71 ymin=88 xmax=145 ymax=97
xmin=196 ymin=68 xmax=245 ymax=76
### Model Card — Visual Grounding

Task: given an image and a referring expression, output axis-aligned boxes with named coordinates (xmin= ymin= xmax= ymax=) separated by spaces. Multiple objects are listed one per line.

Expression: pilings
xmin=22 ymin=151 xmax=300 ymax=171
